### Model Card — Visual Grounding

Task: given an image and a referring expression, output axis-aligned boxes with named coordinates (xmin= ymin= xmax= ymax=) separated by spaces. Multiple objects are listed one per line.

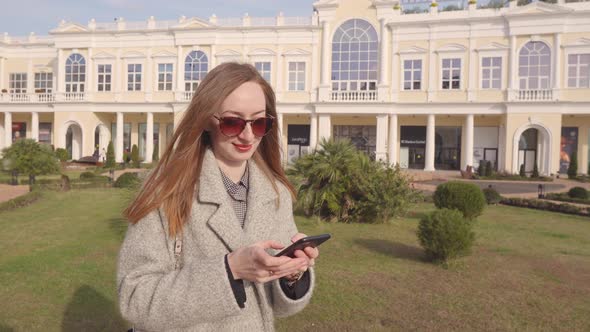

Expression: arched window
xmin=331 ymin=19 xmax=378 ymax=92
xmin=65 ymin=53 xmax=86 ymax=93
xmin=518 ymin=41 xmax=551 ymax=90
xmin=185 ymin=51 xmax=208 ymax=91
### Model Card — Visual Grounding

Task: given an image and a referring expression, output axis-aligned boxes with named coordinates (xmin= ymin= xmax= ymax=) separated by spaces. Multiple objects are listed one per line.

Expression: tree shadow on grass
xmin=0 ymin=324 xmax=15 ymax=332
xmin=61 ymin=285 xmax=129 ymax=332
xmin=355 ymin=238 xmax=426 ymax=262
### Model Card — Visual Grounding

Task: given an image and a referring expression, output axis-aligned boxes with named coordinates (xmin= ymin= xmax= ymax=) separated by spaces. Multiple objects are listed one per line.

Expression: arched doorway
xmin=512 ymin=124 xmax=552 ymax=176
xmin=94 ymin=124 xmax=109 ymax=162
xmin=65 ymin=123 xmax=83 ymax=160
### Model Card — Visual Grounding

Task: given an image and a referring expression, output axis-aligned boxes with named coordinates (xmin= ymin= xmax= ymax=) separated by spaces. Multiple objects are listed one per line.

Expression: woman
xmin=118 ymin=63 xmax=318 ymax=331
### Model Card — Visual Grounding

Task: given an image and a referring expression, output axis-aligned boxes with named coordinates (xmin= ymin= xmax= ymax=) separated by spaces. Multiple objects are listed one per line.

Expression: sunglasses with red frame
xmin=213 ymin=115 xmax=274 ymax=137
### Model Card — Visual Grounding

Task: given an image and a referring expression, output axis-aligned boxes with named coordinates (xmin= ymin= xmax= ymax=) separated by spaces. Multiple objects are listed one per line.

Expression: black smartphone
xmin=274 ymin=233 xmax=331 ymax=257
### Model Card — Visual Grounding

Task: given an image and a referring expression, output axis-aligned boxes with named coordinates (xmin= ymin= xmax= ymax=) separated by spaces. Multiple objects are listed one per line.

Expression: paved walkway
xmin=0 ymin=184 xmax=30 ymax=203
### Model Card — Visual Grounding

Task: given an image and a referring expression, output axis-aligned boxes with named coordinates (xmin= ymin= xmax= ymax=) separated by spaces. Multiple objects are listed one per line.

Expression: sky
xmin=0 ymin=0 xmax=318 ymax=36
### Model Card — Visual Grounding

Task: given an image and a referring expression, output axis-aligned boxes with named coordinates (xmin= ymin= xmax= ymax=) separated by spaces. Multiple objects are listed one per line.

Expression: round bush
xmin=568 ymin=186 xmax=588 ymax=200
xmin=55 ymin=148 xmax=69 ymax=162
xmin=483 ymin=187 xmax=502 ymax=205
xmin=433 ymin=181 xmax=486 ymax=220
xmin=79 ymin=171 xmax=96 ymax=179
xmin=417 ymin=208 xmax=475 ymax=263
xmin=114 ymin=172 xmax=140 ymax=189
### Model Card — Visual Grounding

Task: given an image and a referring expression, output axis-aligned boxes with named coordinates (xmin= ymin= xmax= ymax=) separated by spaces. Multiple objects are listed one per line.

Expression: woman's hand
xmin=227 ymin=240 xmax=310 ymax=283
xmin=284 ymin=233 xmax=319 ymax=281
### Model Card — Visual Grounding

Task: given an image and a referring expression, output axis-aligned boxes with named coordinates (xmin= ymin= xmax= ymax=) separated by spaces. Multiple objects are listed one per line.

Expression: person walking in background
xmin=117 ymin=63 xmax=318 ymax=331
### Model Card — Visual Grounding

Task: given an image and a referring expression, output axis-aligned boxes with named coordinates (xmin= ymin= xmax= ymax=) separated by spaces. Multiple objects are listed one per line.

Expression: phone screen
xmin=274 ymin=233 xmax=331 ymax=257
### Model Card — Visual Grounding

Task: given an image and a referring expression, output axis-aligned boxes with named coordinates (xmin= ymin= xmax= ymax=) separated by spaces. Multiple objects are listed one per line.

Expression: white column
xmin=376 ymin=114 xmax=388 ymax=162
xmin=468 ymin=37 xmax=476 ymax=101
xmin=176 ymin=45 xmax=183 ymax=92
xmin=0 ymin=57 xmax=5 ymax=92
xmin=388 ymin=113 xmax=398 ymax=166
xmin=311 ymin=35 xmax=319 ymax=101
xmin=309 ymin=113 xmax=318 ymax=149
xmin=318 ymin=114 xmax=331 ymax=143
xmin=145 ymin=48 xmax=153 ymax=101
xmin=4 ymin=112 xmax=12 ymax=148
xmin=114 ymin=49 xmax=121 ymax=101
xmin=87 ymin=48 xmax=93 ymax=95
xmin=277 ymin=112 xmax=284 ymax=137
xmin=427 ymin=38 xmax=436 ymax=102
xmin=320 ymin=21 xmax=331 ymax=86
xmin=424 ymin=114 xmax=435 ymax=171
xmin=58 ymin=49 xmax=65 ymax=93
xmin=553 ymin=33 xmax=561 ymax=93
xmin=379 ymin=19 xmax=389 ymax=86
xmin=145 ymin=112 xmax=154 ymax=163
xmin=31 ymin=112 xmax=39 ymax=142
xmin=508 ymin=35 xmax=517 ymax=100
xmin=210 ymin=45 xmax=217 ymax=68
xmin=116 ymin=112 xmax=124 ymax=162
xmin=27 ymin=58 xmax=34 ymax=94
xmin=276 ymin=46 xmax=283 ymax=97
xmin=464 ymin=114 xmax=474 ymax=169
xmin=390 ymin=28 xmax=399 ymax=101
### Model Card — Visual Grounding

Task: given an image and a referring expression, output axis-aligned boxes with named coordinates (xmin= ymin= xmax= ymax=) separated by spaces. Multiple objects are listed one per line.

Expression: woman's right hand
xmin=227 ymin=240 xmax=310 ymax=283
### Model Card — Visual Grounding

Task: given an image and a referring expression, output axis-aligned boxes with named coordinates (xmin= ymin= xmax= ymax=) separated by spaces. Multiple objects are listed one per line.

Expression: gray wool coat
xmin=117 ymin=149 xmax=315 ymax=331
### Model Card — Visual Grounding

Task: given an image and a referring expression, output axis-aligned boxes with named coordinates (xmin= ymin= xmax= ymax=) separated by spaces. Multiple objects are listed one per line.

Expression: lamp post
xmin=11 ymin=170 xmax=18 ymax=186
xmin=538 ymin=184 xmax=544 ymax=199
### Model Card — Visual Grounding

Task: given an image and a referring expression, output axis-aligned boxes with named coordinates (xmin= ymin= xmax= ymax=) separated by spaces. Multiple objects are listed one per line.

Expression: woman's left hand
xmin=284 ymin=233 xmax=319 ymax=280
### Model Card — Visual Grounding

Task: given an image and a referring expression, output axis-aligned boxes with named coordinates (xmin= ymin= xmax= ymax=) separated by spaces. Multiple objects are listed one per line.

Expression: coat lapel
xmin=197 ymin=149 xmax=245 ymax=252
xmin=243 ymin=159 xmax=278 ymax=244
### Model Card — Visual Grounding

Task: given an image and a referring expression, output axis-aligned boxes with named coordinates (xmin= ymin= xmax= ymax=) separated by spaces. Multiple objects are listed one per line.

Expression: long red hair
xmin=123 ymin=62 xmax=295 ymax=236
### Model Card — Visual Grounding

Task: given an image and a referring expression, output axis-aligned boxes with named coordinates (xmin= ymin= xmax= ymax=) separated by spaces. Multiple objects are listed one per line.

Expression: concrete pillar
xmin=424 ymin=114 xmax=435 ymax=171
xmin=388 ymin=113 xmax=398 ymax=166
xmin=145 ymin=48 xmax=153 ymax=101
xmin=427 ymin=38 xmax=436 ymax=102
xmin=378 ymin=19 xmax=389 ymax=86
xmin=309 ymin=113 xmax=318 ymax=149
xmin=58 ymin=49 xmax=65 ymax=93
xmin=464 ymin=114 xmax=474 ymax=169
xmin=114 ymin=49 xmax=121 ymax=101
xmin=390 ymin=28 xmax=399 ymax=101
xmin=27 ymin=58 xmax=34 ymax=94
xmin=145 ymin=112 xmax=154 ymax=163
xmin=31 ymin=112 xmax=39 ymax=142
xmin=116 ymin=112 xmax=124 ymax=162
xmin=508 ymin=35 xmax=517 ymax=99
xmin=318 ymin=114 xmax=331 ymax=143
xmin=376 ymin=114 xmax=388 ymax=162
xmin=176 ymin=45 xmax=183 ymax=91
xmin=276 ymin=46 xmax=283 ymax=96
xmin=553 ymin=33 xmax=561 ymax=92
xmin=0 ymin=57 xmax=5 ymax=92
xmin=320 ymin=20 xmax=331 ymax=86
xmin=277 ymin=112 xmax=284 ymax=137
xmin=4 ymin=112 xmax=12 ymax=148
xmin=468 ymin=37 xmax=476 ymax=101
xmin=87 ymin=48 xmax=93 ymax=94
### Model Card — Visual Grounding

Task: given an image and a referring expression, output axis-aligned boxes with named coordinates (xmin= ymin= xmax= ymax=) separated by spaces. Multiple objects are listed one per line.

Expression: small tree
xmin=531 ymin=162 xmax=539 ymax=178
xmin=131 ymin=144 xmax=140 ymax=168
xmin=152 ymin=143 xmax=159 ymax=162
xmin=54 ymin=148 xmax=69 ymax=162
xmin=485 ymin=160 xmax=493 ymax=177
xmin=105 ymin=141 xmax=116 ymax=169
xmin=567 ymin=151 xmax=578 ymax=178
xmin=519 ymin=164 xmax=526 ymax=177
xmin=1 ymin=139 xmax=60 ymax=185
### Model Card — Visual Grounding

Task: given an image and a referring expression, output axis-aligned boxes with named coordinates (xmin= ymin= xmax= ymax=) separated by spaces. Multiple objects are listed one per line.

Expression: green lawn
xmin=0 ymin=189 xmax=589 ymax=331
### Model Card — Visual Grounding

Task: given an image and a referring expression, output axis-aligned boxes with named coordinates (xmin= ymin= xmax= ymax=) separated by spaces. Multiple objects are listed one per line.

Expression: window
xmin=127 ymin=64 xmax=142 ymax=91
xmin=97 ymin=64 xmax=112 ymax=92
xmin=567 ymin=54 xmax=590 ymax=88
xmin=158 ymin=63 xmax=173 ymax=91
xmin=518 ymin=41 xmax=551 ymax=90
xmin=39 ymin=123 xmax=52 ymax=144
xmin=34 ymin=73 xmax=53 ymax=93
xmin=403 ymin=60 xmax=422 ymax=90
xmin=65 ymin=53 xmax=86 ymax=93
xmin=111 ymin=123 xmax=132 ymax=153
xmin=9 ymin=73 xmax=27 ymax=94
xmin=442 ymin=58 xmax=461 ymax=90
xmin=185 ymin=51 xmax=208 ymax=91
xmin=331 ymin=19 xmax=378 ymax=92
xmin=481 ymin=57 xmax=501 ymax=89
xmin=288 ymin=62 xmax=306 ymax=91
xmin=255 ymin=62 xmax=271 ymax=82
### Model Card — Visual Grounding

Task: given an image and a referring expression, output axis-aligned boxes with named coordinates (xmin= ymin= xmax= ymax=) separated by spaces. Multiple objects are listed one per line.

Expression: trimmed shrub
xmin=568 ymin=151 xmax=578 ymax=178
xmin=483 ymin=187 xmax=502 ymax=204
xmin=417 ymin=208 xmax=475 ymax=263
xmin=79 ymin=171 xmax=96 ymax=179
xmin=532 ymin=162 xmax=539 ymax=178
xmin=55 ymin=148 xmax=69 ymax=162
xmin=433 ymin=181 xmax=486 ymax=220
xmin=105 ymin=141 xmax=116 ymax=169
xmin=568 ymin=186 xmax=588 ymax=200
xmin=477 ymin=162 xmax=486 ymax=177
xmin=501 ymin=197 xmax=589 ymax=216
xmin=485 ymin=161 xmax=493 ymax=177
xmin=519 ymin=164 xmax=526 ymax=177
xmin=153 ymin=143 xmax=160 ymax=162
xmin=131 ymin=144 xmax=140 ymax=168
xmin=114 ymin=172 xmax=140 ymax=189
xmin=0 ymin=190 xmax=42 ymax=212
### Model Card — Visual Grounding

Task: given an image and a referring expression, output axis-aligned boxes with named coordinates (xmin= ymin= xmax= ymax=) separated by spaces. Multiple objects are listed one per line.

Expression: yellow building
xmin=1 ymin=0 xmax=589 ymax=176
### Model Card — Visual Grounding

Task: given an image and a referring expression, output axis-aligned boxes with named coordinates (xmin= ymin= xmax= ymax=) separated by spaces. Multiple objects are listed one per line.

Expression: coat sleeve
xmin=117 ymin=210 xmax=242 ymax=331
xmin=269 ymin=188 xmax=315 ymax=318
